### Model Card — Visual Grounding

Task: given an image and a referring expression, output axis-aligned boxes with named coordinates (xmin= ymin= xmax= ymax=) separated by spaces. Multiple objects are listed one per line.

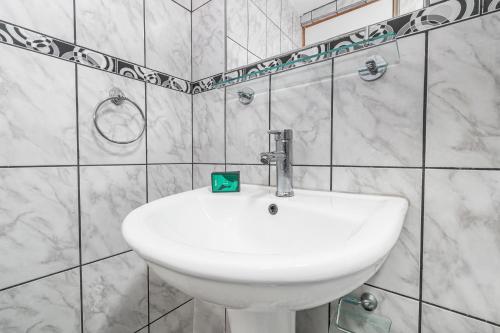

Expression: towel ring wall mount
xmin=93 ymin=88 xmax=146 ymax=145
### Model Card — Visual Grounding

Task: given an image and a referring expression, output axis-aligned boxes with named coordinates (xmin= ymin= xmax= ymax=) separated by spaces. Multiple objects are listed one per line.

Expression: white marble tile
xmin=280 ymin=34 xmax=293 ymax=53
xmin=292 ymin=11 xmax=302 ymax=48
xmin=78 ymin=66 xmax=146 ymax=165
xmin=423 ymin=169 xmax=500 ymax=323
xmin=271 ymin=165 xmax=330 ymax=190
xmin=147 ymin=84 xmax=192 ymax=163
xmin=150 ymin=300 xmax=194 ymax=333
xmin=227 ymin=38 xmax=248 ymax=70
xmin=148 ymin=164 xmax=193 ymax=201
xmin=227 ymin=164 xmax=269 ymax=185
xmin=267 ymin=0 xmax=281 ymax=25
xmin=332 ymin=34 xmax=425 ymax=167
xmin=80 ymin=165 xmax=146 ymax=263
xmin=0 ymin=167 xmax=79 ymax=289
xmin=193 ymin=164 xmax=225 ymax=189
xmin=281 ymin=0 xmax=293 ymax=39
xmin=0 ymin=0 xmax=74 ymax=41
xmin=137 ymin=327 xmax=149 ymax=333
xmin=296 ymin=304 xmax=329 ymax=333
xmin=82 ymin=252 xmax=148 ymax=333
xmin=192 ymin=0 xmax=225 ymax=80
xmin=0 ymin=268 xmax=81 ymax=332
xmin=330 ymin=286 xmax=419 ymax=333
xmin=399 ymin=0 xmax=424 ymax=15
xmin=0 ymin=44 xmax=76 ymax=166
xmin=332 ymin=167 xmax=421 ymax=298
xmin=226 ymin=77 xmax=269 ymax=163
xmin=227 ymin=0 xmax=248 ymax=47
xmin=248 ymin=1 xmax=267 ymax=59
xmin=421 ymin=304 xmax=500 ymax=333
xmin=271 ymin=61 xmax=331 ymax=165
xmin=193 ymin=89 xmax=225 ymax=163
xmin=149 ymin=268 xmax=192 ymax=321
xmin=146 ymin=0 xmax=191 ymax=80
xmin=76 ymin=0 xmax=144 ymax=64
xmin=266 ymin=19 xmax=281 ymax=57
xmin=427 ymin=13 xmax=500 ymax=168
xmin=193 ymin=300 xmax=225 ymax=333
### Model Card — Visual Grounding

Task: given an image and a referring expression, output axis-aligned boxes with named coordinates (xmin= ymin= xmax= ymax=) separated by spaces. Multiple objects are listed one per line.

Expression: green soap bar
xmin=211 ymin=171 xmax=240 ymax=192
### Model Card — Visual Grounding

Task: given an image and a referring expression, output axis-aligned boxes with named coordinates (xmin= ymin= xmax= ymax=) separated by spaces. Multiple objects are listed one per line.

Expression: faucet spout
xmin=260 ymin=129 xmax=293 ymax=197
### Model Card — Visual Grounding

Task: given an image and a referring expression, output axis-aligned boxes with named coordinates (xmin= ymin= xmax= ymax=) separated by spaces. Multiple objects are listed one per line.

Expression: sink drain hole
xmin=268 ymin=204 xmax=278 ymax=215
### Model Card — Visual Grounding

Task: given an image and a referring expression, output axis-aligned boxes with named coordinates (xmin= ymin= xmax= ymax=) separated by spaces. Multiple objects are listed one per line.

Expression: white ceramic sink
xmin=122 ymin=184 xmax=408 ymax=333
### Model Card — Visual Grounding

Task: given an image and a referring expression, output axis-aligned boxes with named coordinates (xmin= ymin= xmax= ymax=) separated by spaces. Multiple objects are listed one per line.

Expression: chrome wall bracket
xmin=237 ymin=87 xmax=255 ymax=105
xmin=334 ymin=292 xmax=390 ymax=333
xmin=358 ymin=55 xmax=387 ymax=81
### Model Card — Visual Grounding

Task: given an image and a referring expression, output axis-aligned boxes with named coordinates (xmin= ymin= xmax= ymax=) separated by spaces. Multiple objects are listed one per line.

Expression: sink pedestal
xmin=227 ymin=309 xmax=295 ymax=333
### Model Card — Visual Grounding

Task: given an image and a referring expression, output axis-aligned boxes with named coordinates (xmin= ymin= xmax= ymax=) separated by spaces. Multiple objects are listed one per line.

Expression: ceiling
xmin=289 ymin=0 xmax=333 ymax=14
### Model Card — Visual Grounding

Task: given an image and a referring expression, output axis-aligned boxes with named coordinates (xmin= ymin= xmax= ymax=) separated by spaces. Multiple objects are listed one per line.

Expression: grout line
xmin=171 ymin=0 xmax=191 ymax=11
xmin=420 ymin=301 xmax=500 ymax=328
xmin=81 ymin=250 xmax=134 ymax=267
xmin=364 ymin=283 xmax=420 ymax=302
xmin=330 ymin=58 xmax=334 ymax=192
xmin=74 ymin=63 xmax=84 ymax=333
xmin=148 ymin=299 xmax=194 ymax=326
xmin=192 ymin=0 xmax=212 ymax=12
xmin=0 ymin=265 xmax=80 ymax=293
xmin=418 ymin=30 xmax=429 ymax=333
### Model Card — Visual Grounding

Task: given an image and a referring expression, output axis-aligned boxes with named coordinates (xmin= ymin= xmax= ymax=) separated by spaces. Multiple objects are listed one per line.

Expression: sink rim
xmin=122 ymin=184 xmax=408 ymax=284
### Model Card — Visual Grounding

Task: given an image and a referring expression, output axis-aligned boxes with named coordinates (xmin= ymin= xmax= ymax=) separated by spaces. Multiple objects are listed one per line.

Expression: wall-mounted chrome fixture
xmin=237 ymin=87 xmax=255 ymax=105
xmin=93 ymin=87 xmax=146 ymax=144
xmin=358 ymin=55 xmax=388 ymax=81
xmin=334 ymin=292 xmax=392 ymax=333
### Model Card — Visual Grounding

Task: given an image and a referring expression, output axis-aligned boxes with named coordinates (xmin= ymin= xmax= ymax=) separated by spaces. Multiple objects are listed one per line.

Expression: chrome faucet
xmin=260 ymin=129 xmax=294 ymax=197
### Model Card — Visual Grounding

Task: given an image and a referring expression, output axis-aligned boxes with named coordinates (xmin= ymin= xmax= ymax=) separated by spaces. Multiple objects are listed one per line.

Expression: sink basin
xmin=122 ymin=184 xmax=408 ymax=333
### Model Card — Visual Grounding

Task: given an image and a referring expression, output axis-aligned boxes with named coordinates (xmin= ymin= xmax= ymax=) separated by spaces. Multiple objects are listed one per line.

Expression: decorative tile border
xmin=0 ymin=20 xmax=192 ymax=94
xmin=193 ymin=0 xmax=481 ymax=94
xmin=483 ymin=0 xmax=500 ymax=12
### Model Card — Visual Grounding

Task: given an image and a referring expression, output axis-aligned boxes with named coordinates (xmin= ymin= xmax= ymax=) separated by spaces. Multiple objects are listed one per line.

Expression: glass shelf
xmin=215 ymin=32 xmax=397 ymax=90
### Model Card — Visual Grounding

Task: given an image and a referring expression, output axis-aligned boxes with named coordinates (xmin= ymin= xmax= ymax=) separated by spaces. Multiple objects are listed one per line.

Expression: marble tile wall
xmin=190 ymin=10 xmax=500 ymax=333
xmin=0 ymin=0 xmax=195 ymax=332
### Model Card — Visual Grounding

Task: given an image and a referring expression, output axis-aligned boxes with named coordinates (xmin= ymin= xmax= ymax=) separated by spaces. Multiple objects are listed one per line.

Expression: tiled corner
xmin=193 ymin=164 xmax=225 ymax=189
xmin=296 ymin=304 xmax=329 ymax=333
xmin=427 ymin=12 xmax=500 ymax=168
xmin=0 ymin=44 xmax=77 ymax=166
xmin=423 ymin=169 xmax=500 ymax=323
xmin=145 ymin=0 xmax=191 ymax=80
xmin=227 ymin=164 xmax=270 ymax=185
xmin=80 ymin=165 xmax=146 ymax=264
xmin=226 ymin=77 xmax=269 ymax=164
xmin=332 ymin=167 xmax=422 ymax=298
xmin=0 ymin=167 xmax=79 ymax=289
xmin=192 ymin=0 xmax=225 ymax=81
xmin=150 ymin=300 xmax=194 ymax=333
xmin=421 ymin=303 xmax=500 ymax=333
xmin=330 ymin=285 xmax=419 ymax=333
xmin=193 ymin=89 xmax=225 ymax=163
xmin=0 ymin=0 xmax=74 ymax=41
xmin=248 ymin=1 xmax=267 ymax=59
xmin=193 ymin=299 xmax=226 ymax=333
xmin=148 ymin=164 xmax=193 ymax=201
xmin=149 ymin=268 xmax=192 ymax=321
xmin=75 ymin=0 xmax=145 ymax=64
xmin=147 ymin=84 xmax=192 ymax=164
xmin=77 ymin=65 xmax=146 ymax=165
xmin=0 ymin=268 xmax=81 ymax=332
xmin=82 ymin=252 xmax=148 ymax=333
xmin=332 ymin=33 xmax=425 ymax=167
xmin=270 ymin=61 xmax=332 ymax=165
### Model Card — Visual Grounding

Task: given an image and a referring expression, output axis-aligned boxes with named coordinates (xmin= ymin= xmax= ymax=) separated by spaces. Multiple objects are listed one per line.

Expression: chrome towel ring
xmin=93 ymin=88 xmax=145 ymax=144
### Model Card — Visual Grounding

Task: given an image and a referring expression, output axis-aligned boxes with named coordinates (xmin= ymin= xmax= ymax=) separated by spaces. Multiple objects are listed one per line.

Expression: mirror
xmin=226 ymin=0 xmax=426 ymax=71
